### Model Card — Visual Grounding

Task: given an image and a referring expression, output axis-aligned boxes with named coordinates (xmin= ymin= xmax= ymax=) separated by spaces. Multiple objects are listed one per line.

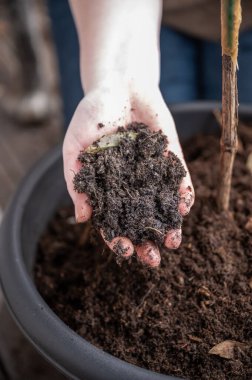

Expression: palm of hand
xmin=63 ymin=86 xmax=194 ymax=267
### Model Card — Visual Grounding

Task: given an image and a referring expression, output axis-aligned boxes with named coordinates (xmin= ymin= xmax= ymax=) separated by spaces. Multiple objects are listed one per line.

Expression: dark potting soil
xmin=73 ymin=123 xmax=186 ymax=245
xmin=35 ymin=124 xmax=252 ymax=380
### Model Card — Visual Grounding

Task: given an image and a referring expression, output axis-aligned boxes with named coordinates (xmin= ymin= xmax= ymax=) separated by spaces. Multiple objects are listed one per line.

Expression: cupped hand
xmin=63 ymin=83 xmax=194 ymax=267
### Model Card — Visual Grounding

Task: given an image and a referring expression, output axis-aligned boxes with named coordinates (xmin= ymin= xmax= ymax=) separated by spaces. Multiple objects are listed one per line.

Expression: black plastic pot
xmin=0 ymin=102 xmax=252 ymax=380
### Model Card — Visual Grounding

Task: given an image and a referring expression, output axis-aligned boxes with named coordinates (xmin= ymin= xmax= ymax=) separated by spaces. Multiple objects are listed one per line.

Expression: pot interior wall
xmin=21 ymin=160 xmax=70 ymax=273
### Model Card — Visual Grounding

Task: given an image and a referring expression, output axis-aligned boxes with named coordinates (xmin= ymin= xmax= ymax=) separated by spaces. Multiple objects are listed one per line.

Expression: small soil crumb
xmin=35 ymin=124 xmax=252 ymax=380
xmin=74 ymin=123 xmax=186 ymax=246
xmin=97 ymin=122 xmax=104 ymax=129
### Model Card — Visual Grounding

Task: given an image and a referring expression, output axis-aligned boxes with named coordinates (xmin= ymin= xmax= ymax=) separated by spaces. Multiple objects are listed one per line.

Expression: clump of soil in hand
xmin=35 ymin=124 xmax=252 ymax=380
xmin=73 ymin=123 xmax=186 ymax=246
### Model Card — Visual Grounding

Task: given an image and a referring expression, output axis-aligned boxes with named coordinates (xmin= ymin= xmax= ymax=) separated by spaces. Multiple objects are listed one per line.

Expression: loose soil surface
xmin=73 ymin=123 xmax=186 ymax=246
xmin=35 ymin=124 xmax=252 ymax=380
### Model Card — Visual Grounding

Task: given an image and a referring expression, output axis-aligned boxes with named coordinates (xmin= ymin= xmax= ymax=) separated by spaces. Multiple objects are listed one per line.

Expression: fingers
xmin=102 ymin=231 xmax=161 ymax=267
xmin=164 ymin=229 xmax=182 ymax=249
xmin=179 ymin=176 xmax=195 ymax=216
xmin=103 ymin=231 xmax=181 ymax=265
xmin=135 ymin=241 xmax=161 ymax=268
xmin=101 ymin=231 xmax=134 ymax=258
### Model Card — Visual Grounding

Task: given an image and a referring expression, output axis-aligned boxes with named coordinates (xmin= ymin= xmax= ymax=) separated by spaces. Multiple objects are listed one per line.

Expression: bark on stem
xmin=218 ymin=0 xmax=241 ymax=212
xmin=218 ymin=55 xmax=238 ymax=211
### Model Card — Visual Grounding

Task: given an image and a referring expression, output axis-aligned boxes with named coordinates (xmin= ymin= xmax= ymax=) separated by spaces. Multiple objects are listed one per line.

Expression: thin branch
xmin=218 ymin=0 xmax=241 ymax=211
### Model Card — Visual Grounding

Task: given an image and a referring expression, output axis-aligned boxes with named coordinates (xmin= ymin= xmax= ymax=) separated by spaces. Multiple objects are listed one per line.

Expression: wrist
xmin=83 ymin=71 xmax=161 ymax=100
xmin=80 ymin=26 xmax=160 ymax=94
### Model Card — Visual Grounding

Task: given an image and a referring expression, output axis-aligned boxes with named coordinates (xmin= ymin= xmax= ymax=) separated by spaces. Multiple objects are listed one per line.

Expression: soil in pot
xmin=34 ymin=124 xmax=252 ymax=380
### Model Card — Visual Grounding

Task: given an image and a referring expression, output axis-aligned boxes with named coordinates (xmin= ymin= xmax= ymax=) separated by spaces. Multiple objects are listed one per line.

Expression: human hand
xmin=63 ymin=83 xmax=194 ymax=267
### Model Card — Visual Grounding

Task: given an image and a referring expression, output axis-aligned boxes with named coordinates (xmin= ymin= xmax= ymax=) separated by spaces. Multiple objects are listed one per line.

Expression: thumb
xmin=63 ymin=138 xmax=92 ymax=223
xmin=74 ymin=193 xmax=92 ymax=223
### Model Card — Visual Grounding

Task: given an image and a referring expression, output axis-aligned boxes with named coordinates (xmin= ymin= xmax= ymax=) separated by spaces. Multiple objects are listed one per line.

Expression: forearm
xmin=69 ymin=0 xmax=162 ymax=93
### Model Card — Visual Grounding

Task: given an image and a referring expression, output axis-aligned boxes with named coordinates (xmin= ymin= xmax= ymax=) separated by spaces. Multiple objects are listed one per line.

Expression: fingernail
xmin=76 ymin=214 xmax=85 ymax=223
xmin=165 ymin=229 xmax=182 ymax=249
xmin=112 ymin=238 xmax=133 ymax=258
xmin=179 ymin=202 xmax=190 ymax=216
xmin=75 ymin=208 xmax=86 ymax=223
xmin=136 ymin=242 xmax=161 ymax=268
xmin=180 ymin=191 xmax=194 ymax=208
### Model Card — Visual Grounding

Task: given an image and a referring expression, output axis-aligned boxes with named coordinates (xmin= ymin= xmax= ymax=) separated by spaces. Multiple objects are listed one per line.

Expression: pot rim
xmin=1 ymin=101 xmax=251 ymax=380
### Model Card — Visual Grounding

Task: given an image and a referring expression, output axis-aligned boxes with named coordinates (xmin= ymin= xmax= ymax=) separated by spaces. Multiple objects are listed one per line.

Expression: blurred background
xmin=0 ymin=0 xmax=62 ymax=219
xmin=0 ymin=1 xmax=252 ymax=377
xmin=0 ymin=2 xmax=63 ymax=378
